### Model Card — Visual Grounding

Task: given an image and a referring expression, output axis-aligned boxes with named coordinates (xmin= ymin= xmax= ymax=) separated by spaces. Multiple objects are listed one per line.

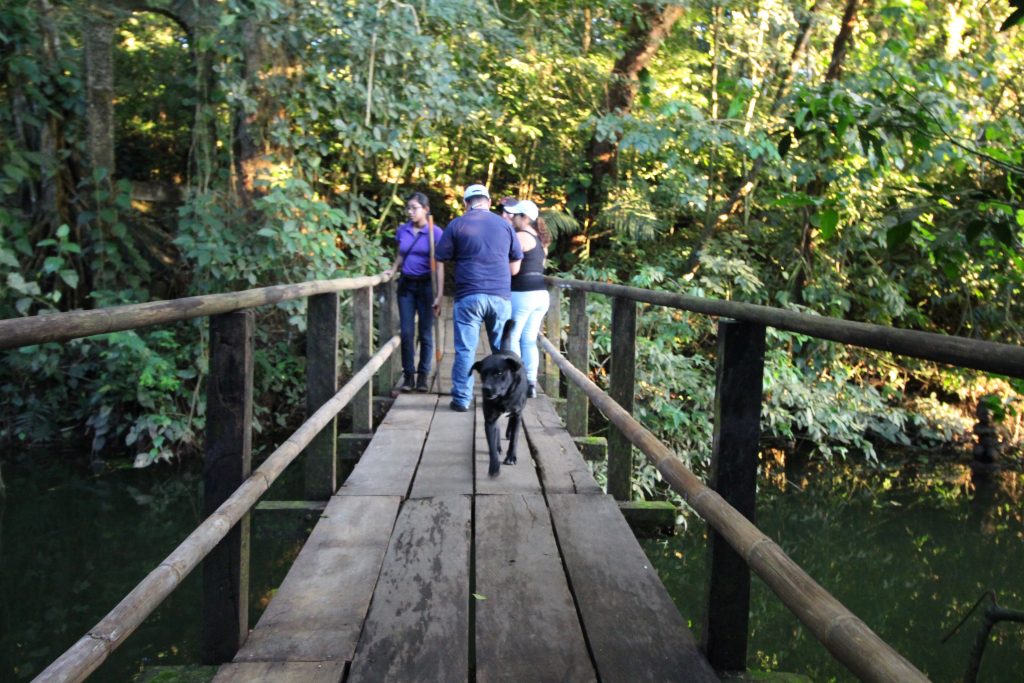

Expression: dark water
xmin=0 ymin=459 xmax=307 ymax=682
xmin=641 ymin=462 xmax=1024 ymax=682
xmin=1 ymin=459 xmax=1021 ymax=681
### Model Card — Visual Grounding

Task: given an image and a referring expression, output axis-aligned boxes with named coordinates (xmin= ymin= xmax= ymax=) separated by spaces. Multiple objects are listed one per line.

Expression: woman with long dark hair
xmin=384 ymin=192 xmax=444 ymax=392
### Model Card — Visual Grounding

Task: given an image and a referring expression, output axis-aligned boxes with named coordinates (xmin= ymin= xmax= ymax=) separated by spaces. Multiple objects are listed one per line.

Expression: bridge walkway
xmin=213 ymin=319 xmax=717 ymax=682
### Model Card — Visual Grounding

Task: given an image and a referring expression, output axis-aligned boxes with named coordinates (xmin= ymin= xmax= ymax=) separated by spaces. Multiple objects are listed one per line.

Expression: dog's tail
xmin=499 ymin=318 xmax=515 ymax=353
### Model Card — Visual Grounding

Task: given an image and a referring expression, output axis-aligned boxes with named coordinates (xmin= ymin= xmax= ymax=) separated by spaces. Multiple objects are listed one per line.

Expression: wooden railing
xmin=0 ymin=275 xmax=402 ymax=682
xmin=9 ymin=272 xmax=1017 ymax=681
xmin=539 ymin=275 xmax=1024 ymax=682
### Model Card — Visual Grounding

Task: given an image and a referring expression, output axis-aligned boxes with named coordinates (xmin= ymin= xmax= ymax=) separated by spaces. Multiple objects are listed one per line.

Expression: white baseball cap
xmin=504 ymin=199 xmax=539 ymax=222
xmin=463 ymin=184 xmax=490 ymax=200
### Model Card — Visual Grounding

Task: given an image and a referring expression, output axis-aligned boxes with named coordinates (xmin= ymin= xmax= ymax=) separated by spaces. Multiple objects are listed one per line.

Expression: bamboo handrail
xmin=0 ymin=274 xmax=394 ymax=351
xmin=34 ymin=336 xmax=400 ymax=683
xmin=547 ymin=276 xmax=1024 ymax=379
xmin=539 ymin=334 xmax=930 ymax=683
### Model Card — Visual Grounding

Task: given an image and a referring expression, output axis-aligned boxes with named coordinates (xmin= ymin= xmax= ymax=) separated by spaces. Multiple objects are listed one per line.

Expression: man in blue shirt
xmin=435 ymin=184 xmax=524 ymax=411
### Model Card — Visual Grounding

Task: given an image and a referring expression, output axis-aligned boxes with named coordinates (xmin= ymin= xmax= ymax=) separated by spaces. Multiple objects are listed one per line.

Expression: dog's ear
xmin=470 ymin=360 xmax=482 ymax=377
xmin=504 ymin=356 xmax=523 ymax=372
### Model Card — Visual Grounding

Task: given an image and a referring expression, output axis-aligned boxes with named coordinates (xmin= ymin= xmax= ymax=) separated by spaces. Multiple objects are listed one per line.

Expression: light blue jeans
xmin=509 ymin=289 xmax=550 ymax=383
xmin=451 ymin=293 xmax=512 ymax=407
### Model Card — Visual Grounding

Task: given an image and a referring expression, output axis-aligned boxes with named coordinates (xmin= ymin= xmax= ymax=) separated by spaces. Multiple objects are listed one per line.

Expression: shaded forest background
xmin=2 ymin=0 xmax=1023 ymax=485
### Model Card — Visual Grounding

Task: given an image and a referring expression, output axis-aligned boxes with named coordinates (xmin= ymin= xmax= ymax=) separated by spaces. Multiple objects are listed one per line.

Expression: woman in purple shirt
xmin=384 ymin=192 xmax=444 ymax=392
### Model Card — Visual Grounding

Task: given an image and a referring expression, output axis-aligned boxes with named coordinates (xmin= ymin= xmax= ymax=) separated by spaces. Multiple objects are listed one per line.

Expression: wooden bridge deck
xmin=212 ymin=319 xmax=717 ymax=682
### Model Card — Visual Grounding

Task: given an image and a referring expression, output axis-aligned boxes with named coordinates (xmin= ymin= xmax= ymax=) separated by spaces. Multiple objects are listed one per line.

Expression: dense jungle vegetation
xmin=2 ymin=0 xmax=1023 ymax=486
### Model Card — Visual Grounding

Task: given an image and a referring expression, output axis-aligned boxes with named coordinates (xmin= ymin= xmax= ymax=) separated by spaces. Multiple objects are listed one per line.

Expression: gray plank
xmin=475 ymin=494 xmax=595 ymax=682
xmin=233 ymin=495 xmax=400 ymax=663
xmin=409 ymin=407 xmax=475 ymax=498
xmin=547 ymin=493 xmax=718 ymax=683
xmin=474 ymin=403 xmax=541 ymax=494
xmin=212 ymin=661 xmax=345 ymax=683
xmin=522 ymin=396 xmax=602 ymax=494
xmin=338 ymin=393 xmax=436 ymax=497
xmin=348 ymin=496 xmax=471 ymax=683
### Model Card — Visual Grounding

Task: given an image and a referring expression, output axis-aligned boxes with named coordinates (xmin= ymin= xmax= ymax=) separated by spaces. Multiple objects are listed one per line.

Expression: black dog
xmin=470 ymin=320 xmax=528 ymax=477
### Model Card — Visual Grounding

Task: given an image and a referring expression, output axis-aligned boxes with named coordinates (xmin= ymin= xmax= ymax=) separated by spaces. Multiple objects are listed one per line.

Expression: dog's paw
xmin=502 ymin=455 xmax=517 ymax=466
xmin=488 ymin=462 xmax=501 ymax=477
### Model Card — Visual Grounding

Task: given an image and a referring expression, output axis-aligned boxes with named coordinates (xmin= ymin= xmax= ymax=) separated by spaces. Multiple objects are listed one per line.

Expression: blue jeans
xmin=509 ymin=289 xmax=550 ymax=383
xmin=397 ymin=277 xmax=434 ymax=377
xmin=451 ymin=293 xmax=512 ymax=407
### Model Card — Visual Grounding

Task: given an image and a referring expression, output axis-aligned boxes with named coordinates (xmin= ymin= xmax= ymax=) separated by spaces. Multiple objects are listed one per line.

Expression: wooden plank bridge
xmin=14 ymin=273 xmax=977 ymax=682
xmin=213 ymin=320 xmax=718 ymax=682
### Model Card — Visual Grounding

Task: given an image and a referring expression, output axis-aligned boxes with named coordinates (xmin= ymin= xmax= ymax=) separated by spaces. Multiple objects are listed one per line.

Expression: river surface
xmin=1 ymin=458 xmax=1021 ymax=681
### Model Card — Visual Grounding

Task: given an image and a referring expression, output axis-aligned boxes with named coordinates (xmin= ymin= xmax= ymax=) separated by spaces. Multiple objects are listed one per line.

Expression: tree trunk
xmin=83 ymin=8 xmax=116 ymax=180
xmin=825 ymin=0 xmax=862 ymax=82
xmin=584 ymin=3 xmax=684 ymax=225
xmin=233 ymin=14 xmax=292 ymax=204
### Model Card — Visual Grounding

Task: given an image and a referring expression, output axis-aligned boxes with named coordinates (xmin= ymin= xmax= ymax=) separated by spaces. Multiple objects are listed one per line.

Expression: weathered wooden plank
xmin=0 ymin=275 xmax=388 ymax=351
xmin=305 ymin=292 xmax=339 ymax=500
xmin=474 ymin=494 xmax=595 ymax=682
xmin=547 ymin=493 xmax=716 ymax=682
xmin=204 ymin=311 xmax=254 ymax=664
xmin=543 ymin=283 xmax=561 ymax=396
xmin=474 ymin=404 xmax=541 ymax=495
xmin=338 ymin=394 xmax=436 ymax=497
xmin=348 ymin=496 xmax=471 ymax=683
xmin=409 ymin=406 xmax=475 ymax=498
xmin=565 ymin=288 xmax=589 ymax=436
xmin=608 ymin=296 xmax=637 ymax=501
xmin=233 ymin=495 xmax=400 ymax=663
xmin=522 ymin=395 xmax=601 ymax=495
xmin=212 ymin=661 xmax=345 ymax=683
xmin=351 ymin=286 xmax=374 ymax=432
xmin=704 ymin=319 xmax=765 ymax=671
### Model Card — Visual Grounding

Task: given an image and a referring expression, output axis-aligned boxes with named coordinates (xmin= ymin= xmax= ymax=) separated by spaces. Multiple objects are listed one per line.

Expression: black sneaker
xmin=527 ymin=383 xmax=537 ymax=398
xmin=449 ymin=400 xmax=468 ymax=412
xmin=415 ymin=375 xmax=429 ymax=392
xmin=400 ymin=374 xmax=414 ymax=392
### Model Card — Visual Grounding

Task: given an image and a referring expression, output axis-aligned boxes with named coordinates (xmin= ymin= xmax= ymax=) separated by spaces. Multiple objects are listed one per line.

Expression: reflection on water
xmin=2 ymin=458 xmax=1021 ymax=681
xmin=642 ymin=461 xmax=1024 ymax=682
xmin=0 ymin=460 xmax=306 ymax=682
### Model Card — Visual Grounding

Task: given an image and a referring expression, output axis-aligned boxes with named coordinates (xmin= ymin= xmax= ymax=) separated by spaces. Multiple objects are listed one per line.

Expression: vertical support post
xmin=566 ymin=289 xmax=589 ymax=436
xmin=352 ymin=286 xmax=374 ymax=433
xmin=702 ymin=319 xmax=765 ymax=672
xmin=203 ymin=310 xmax=253 ymax=663
xmin=377 ymin=278 xmax=400 ymax=393
xmin=607 ymin=296 xmax=636 ymax=501
xmin=305 ymin=292 xmax=338 ymax=500
xmin=543 ymin=283 xmax=562 ymax=397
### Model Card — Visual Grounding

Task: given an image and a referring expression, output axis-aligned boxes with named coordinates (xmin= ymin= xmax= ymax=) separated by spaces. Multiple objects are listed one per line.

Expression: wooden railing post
xmin=607 ymin=296 xmax=636 ymax=501
xmin=566 ymin=289 xmax=589 ymax=436
xmin=305 ymin=292 xmax=339 ymax=500
xmin=543 ymin=283 xmax=561 ymax=397
xmin=352 ymin=286 xmax=374 ymax=432
xmin=702 ymin=318 xmax=766 ymax=672
xmin=203 ymin=310 xmax=253 ymax=663
xmin=377 ymin=278 xmax=400 ymax=394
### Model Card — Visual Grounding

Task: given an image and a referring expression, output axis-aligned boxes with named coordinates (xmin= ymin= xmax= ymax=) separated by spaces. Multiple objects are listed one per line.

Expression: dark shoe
xmin=400 ymin=374 xmax=414 ymax=392
xmin=415 ymin=375 xmax=429 ymax=392
xmin=449 ymin=400 xmax=468 ymax=412
xmin=527 ymin=383 xmax=537 ymax=398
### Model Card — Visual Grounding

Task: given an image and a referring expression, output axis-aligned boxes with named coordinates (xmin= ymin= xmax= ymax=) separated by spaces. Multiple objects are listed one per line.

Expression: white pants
xmin=509 ymin=289 xmax=550 ymax=383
